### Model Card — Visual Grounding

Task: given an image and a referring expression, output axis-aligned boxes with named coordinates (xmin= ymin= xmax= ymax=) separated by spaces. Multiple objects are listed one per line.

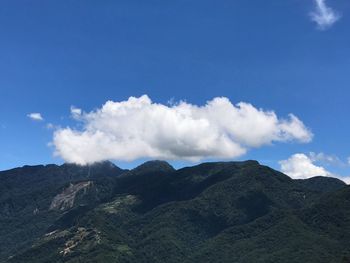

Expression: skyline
xmin=1 ymin=0 xmax=350 ymax=183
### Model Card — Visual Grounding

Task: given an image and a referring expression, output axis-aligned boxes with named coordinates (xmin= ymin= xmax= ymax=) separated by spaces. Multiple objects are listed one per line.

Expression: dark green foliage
xmin=0 ymin=161 xmax=124 ymax=261
xmin=1 ymin=160 xmax=349 ymax=262
xmin=296 ymin=176 xmax=346 ymax=193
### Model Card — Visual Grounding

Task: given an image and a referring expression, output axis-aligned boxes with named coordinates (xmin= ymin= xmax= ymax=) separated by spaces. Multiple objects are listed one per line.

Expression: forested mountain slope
xmin=1 ymin=160 xmax=349 ymax=262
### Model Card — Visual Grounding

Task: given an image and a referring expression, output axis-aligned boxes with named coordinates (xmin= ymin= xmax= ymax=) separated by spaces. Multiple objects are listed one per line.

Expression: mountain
xmin=0 ymin=161 xmax=125 ymax=261
xmin=0 ymin=160 xmax=349 ymax=262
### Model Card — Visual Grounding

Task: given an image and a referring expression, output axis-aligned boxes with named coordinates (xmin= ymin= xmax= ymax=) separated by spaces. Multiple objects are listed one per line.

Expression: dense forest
xmin=1 ymin=160 xmax=350 ymax=262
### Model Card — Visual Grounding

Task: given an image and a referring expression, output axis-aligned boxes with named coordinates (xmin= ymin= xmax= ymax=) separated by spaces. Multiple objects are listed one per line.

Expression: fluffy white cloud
xmin=279 ymin=153 xmax=332 ymax=179
xmin=341 ymin=177 xmax=350 ymax=185
xmin=281 ymin=153 xmax=350 ymax=184
xmin=27 ymin=113 xmax=44 ymax=121
xmin=310 ymin=0 xmax=340 ymax=30
xmin=53 ymin=95 xmax=312 ymax=165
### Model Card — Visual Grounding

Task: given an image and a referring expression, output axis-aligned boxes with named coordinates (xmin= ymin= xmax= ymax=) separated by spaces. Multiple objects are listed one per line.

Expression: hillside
xmin=1 ymin=160 xmax=349 ymax=262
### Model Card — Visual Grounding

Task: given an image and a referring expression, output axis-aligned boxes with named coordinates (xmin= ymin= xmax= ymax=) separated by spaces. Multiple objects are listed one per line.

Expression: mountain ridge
xmin=0 ymin=160 xmax=349 ymax=262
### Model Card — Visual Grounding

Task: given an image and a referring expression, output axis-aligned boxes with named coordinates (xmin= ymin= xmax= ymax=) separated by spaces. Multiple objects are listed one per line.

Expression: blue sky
xmin=0 ymin=1 xmax=349 ymax=181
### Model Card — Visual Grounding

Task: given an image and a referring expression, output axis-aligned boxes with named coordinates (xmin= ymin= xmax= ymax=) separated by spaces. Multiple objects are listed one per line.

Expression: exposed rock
xmin=100 ymin=195 xmax=138 ymax=214
xmin=59 ymin=227 xmax=101 ymax=256
xmin=49 ymin=181 xmax=93 ymax=211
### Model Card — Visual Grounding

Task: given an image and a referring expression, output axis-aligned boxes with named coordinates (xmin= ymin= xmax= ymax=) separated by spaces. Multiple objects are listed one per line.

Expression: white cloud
xmin=46 ymin=123 xmax=56 ymax=130
xmin=281 ymin=153 xmax=350 ymax=184
xmin=341 ymin=177 xmax=350 ymax=185
xmin=70 ymin=106 xmax=82 ymax=119
xmin=310 ymin=0 xmax=341 ymax=30
xmin=347 ymin=157 xmax=350 ymax=165
xmin=27 ymin=113 xmax=44 ymax=121
xmin=53 ymin=95 xmax=312 ymax=165
xmin=309 ymin=152 xmax=343 ymax=166
xmin=338 ymin=176 xmax=350 ymax=184
xmin=280 ymin=153 xmax=332 ymax=179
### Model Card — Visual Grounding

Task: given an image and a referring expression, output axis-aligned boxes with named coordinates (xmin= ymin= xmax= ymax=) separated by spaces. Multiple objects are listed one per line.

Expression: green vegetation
xmin=1 ymin=160 xmax=349 ymax=262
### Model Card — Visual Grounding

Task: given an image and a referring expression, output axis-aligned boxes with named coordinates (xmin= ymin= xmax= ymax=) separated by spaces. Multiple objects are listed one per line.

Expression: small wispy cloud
xmin=46 ymin=123 xmax=55 ymax=129
xmin=70 ymin=106 xmax=82 ymax=119
xmin=27 ymin=113 xmax=44 ymax=121
xmin=309 ymin=152 xmax=344 ymax=166
xmin=310 ymin=0 xmax=341 ymax=30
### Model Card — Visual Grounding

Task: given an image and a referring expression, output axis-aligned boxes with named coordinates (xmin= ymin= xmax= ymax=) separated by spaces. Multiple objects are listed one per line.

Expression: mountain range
xmin=1 ymin=160 xmax=350 ymax=262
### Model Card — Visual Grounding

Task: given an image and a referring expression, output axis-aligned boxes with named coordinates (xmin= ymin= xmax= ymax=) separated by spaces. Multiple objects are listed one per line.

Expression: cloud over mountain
xmin=53 ymin=95 xmax=312 ymax=165
xmin=280 ymin=153 xmax=332 ymax=179
xmin=280 ymin=153 xmax=350 ymax=184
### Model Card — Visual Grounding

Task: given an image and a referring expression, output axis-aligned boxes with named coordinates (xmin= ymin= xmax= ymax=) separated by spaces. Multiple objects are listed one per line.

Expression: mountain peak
xmin=132 ymin=160 xmax=175 ymax=174
xmin=61 ymin=160 xmax=125 ymax=177
xmin=61 ymin=160 xmax=118 ymax=169
xmin=297 ymin=176 xmax=346 ymax=193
